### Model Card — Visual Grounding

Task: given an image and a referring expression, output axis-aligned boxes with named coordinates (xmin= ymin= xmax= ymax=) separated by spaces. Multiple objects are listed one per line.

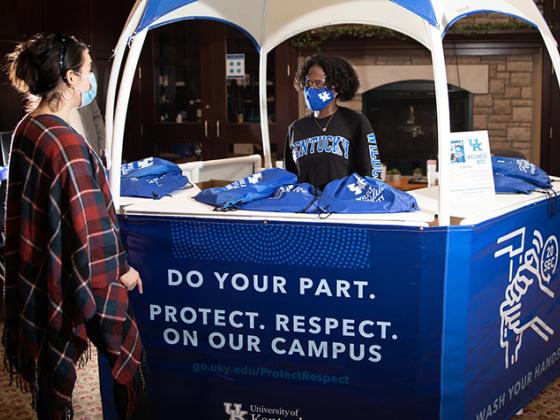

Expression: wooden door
xmin=141 ymin=20 xmax=225 ymax=160
xmin=541 ymin=1 xmax=560 ymax=175
xmin=139 ymin=20 xmax=298 ymax=162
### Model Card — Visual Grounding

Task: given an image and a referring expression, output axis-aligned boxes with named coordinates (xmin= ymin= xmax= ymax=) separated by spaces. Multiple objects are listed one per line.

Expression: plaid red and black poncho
xmin=2 ymin=114 xmax=145 ymax=419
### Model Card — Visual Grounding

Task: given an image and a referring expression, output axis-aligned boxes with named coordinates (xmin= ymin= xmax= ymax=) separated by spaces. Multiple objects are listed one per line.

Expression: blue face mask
xmin=304 ymin=86 xmax=335 ymax=111
xmin=76 ymin=72 xmax=97 ymax=108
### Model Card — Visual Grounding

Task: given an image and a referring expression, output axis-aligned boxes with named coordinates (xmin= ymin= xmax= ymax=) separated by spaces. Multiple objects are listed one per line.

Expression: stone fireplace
xmin=362 ymin=80 xmax=472 ymax=174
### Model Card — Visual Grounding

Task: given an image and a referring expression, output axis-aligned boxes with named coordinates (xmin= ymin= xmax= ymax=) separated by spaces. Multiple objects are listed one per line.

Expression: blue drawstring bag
xmin=238 ymin=183 xmax=319 ymax=213
xmin=494 ymin=173 xmax=537 ymax=194
xmin=120 ymin=157 xmax=190 ymax=199
xmin=492 ymin=156 xmax=551 ymax=189
xmin=317 ymin=173 xmax=419 ymax=214
xmin=121 ymin=157 xmax=181 ymax=178
xmin=194 ymin=168 xmax=297 ymax=209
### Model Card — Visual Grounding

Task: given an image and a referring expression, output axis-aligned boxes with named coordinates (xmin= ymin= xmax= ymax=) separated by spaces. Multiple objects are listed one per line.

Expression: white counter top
xmin=409 ymin=177 xmax=560 ymax=226
xmin=119 ymin=178 xmax=560 ymax=227
xmin=120 ymin=184 xmax=436 ymax=227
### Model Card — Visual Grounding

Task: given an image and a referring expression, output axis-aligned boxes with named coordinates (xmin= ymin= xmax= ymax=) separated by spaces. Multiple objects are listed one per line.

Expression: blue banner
xmin=101 ymin=216 xmax=447 ymax=419
xmin=136 ymin=0 xmax=198 ymax=33
xmin=441 ymin=201 xmax=560 ymax=419
xmin=390 ymin=0 xmax=438 ymax=27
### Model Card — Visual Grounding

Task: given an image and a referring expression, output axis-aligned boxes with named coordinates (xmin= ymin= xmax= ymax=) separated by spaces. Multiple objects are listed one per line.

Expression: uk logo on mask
xmin=318 ymin=91 xmax=332 ymax=102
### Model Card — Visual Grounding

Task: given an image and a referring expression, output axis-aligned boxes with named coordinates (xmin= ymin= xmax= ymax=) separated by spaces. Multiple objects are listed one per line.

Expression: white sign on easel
xmin=449 ymin=130 xmax=495 ymax=202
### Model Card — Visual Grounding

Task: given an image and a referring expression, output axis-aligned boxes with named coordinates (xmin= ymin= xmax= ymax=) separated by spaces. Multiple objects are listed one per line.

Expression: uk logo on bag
xmin=347 ymin=178 xmax=366 ymax=195
xmin=194 ymin=168 xmax=297 ymax=209
xmin=318 ymin=173 xmax=418 ymax=214
xmin=346 ymin=176 xmax=385 ymax=202
xmin=225 ymin=173 xmax=263 ymax=190
xmin=120 ymin=157 xmax=189 ymax=199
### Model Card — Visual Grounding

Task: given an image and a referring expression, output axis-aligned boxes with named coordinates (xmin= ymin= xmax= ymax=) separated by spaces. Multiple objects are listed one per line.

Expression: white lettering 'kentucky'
xmin=291 ymin=135 xmax=350 ymax=161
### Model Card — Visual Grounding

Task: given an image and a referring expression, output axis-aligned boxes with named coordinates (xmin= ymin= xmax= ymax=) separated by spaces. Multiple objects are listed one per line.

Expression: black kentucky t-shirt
xmin=284 ymin=107 xmax=381 ymax=190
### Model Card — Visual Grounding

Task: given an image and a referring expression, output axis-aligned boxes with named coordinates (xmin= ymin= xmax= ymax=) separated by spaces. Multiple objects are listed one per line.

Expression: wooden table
xmin=388 ymin=176 xmax=429 ymax=191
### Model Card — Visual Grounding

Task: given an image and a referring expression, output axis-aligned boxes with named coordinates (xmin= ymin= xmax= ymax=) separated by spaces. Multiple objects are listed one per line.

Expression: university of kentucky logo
xmin=224 ymin=402 xmax=248 ymax=420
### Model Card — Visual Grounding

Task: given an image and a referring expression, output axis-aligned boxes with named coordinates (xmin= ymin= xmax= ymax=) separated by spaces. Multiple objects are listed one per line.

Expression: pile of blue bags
xmin=118 ymin=155 xmax=554 ymax=207
xmin=120 ymin=157 xmax=190 ymax=199
xmin=194 ymin=168 xmax=419 ymax=214
xmin=492 ymin=156 xmax=552 ymax=194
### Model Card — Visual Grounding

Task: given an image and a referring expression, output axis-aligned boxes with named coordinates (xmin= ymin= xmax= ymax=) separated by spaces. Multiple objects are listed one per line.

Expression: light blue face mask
xmin=76 ymin=72 xmax=97 ymax=108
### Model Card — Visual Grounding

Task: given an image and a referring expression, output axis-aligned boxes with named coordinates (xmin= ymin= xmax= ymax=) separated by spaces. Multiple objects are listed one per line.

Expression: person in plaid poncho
xmin=3 ymin=33 xmax=146 ymax=419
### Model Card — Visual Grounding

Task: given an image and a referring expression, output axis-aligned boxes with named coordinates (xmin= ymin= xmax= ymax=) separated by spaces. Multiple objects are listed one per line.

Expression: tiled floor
xmin=1 ymin=340 xmax=559 ymax=419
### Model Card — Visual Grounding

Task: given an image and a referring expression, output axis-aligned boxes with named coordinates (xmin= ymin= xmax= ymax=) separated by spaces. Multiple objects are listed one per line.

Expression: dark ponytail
xmin=6 ymin=33 xmax=88 ymax=111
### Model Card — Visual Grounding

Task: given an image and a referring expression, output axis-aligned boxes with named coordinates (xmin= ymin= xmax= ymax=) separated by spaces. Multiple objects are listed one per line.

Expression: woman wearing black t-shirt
xmin=284 ymin=54 xmax=382 ymax=190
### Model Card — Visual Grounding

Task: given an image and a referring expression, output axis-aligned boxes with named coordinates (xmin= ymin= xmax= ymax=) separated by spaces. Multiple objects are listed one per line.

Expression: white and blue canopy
xmin=107 ymin=0 xmax=560 ymax=225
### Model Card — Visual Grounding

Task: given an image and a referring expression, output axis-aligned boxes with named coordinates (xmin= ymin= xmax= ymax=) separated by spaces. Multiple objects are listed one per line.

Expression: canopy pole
xmin=105 ymin=0 xmax=146 ymax=169
xmin=109 ymin=30 xmax=148 ymax=211
xmin=259 ymin=49 xmax=272 ymax=168
xmin=430 ymin=26 xmax=451 ymax=226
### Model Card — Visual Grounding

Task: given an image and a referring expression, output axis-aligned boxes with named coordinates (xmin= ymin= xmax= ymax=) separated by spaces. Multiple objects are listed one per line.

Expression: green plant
xmin=387 ymin=168 xmax=401 ymax=175
xmin=291 ymin=21 xmax=536 ymax=50
xmin=291 ymin=25 xmax=408 ymax=50
xmin=449 ymin=20 xmax=534 ymax=36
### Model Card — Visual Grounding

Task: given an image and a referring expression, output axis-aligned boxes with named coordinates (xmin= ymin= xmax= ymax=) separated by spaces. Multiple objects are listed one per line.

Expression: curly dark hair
xmin=294 ymin=54 xmax=360 ymax=101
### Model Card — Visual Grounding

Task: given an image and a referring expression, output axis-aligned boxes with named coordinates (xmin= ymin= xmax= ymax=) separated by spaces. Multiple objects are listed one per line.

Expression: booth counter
xmin=100 ymin=1 xmax=560 ymax=418
xmin=98 ymin=174 xmax=560 ymax=419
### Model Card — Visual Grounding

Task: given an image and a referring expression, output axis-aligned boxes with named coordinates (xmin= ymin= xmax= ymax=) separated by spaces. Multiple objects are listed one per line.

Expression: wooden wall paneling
xmin=0 ymin=0 xmax=46 ymax=41
xmin=1 ymin=0 xmax=133 ymax=130
xmin=549 ymin=71 xmax=560 ymax=174
xmin=122 ymin=63 xmax=145 ymax=162
xmin=89 ymin=0 xmax=135 ymax=59
xmin=89 ymin=0 xmax=136 ymax=114
xmin=122 ymin=36 xmax=151 ymax=162
xmin=201 ymin=21 xmax=228 ymax=159
xmin=541 ymin=48 xmax=551 ymax=171
xmin=0 ymin=38 xmax=26 ymax=130
xmin=274 ymin=40 xmax=299 ymax=161
xmin=44 ymin=0 xmax=90 ymax=44
xmin=134 ymin=31 xmax=156 ymax=160
xmin=300 ymin=34 xmax=543 ymax=59
xmin=540 ymin=0 xmax=560 ymax=174
xmin=0 ymin=2 xmax=47 ymax=131
xmin=0 ymin=75 xmax=25 ymax=131
xmin=551 ymin=4 xmax=560 ymax=175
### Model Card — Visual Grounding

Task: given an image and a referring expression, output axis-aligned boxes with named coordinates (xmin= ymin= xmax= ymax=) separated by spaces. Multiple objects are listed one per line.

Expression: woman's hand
xmin=120 ymin=266 xmax=143 ymax=294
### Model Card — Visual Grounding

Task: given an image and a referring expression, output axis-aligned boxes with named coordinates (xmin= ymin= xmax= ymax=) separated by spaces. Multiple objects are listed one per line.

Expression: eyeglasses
xmin=59 ymin=37 xmax=67 ymax=81
xmin=303 ymin=78 xmax=328 ymax=89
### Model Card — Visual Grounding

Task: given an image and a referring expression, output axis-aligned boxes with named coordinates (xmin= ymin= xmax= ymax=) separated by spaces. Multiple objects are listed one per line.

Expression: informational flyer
xmin=449 ymin=130 xmax=495 ymax=201
xmin=226 ymin=53 xmax=245 ymax=79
